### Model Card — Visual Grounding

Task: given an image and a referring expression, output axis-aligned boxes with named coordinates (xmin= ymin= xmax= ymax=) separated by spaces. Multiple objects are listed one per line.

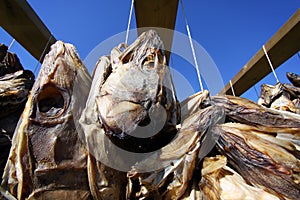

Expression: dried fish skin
xmin=258 ymin=83 xmax=282 ymax=107
xmin=1 ymin=41 xmax=92 ymax=200
xmin=86 ymin=30 xmax=180 ymax=153
xmin=205 ymin=95 xmax=300 ymax=130
xmin=258 ymin=83 xmax=296 ymax=112
xmin=127 ymin=106 xmax=225 ymax=200
xmin=287 ymin=72 xmax=300 ymax=87
xmin=0 ymin=70 xmax=34 ymax=176
xmin=200 ymin=155 xmax=280 ymax=200
xmin=214 ymin=123 xmax=300 ymax=199
xmin=270 ymin=92 xmax=296 ymax=112
xmin=180 ymin=90 xmax=210 ymax=123
xmin=283 ymin=83 xmax=300 ymax=98
xmin=0 ymin=47 xmax=34 ymax=178
xmin=293 ymin=99 xmax=300 ymax=114
xmin=0 ymin=43 xmax=24 ymax=77
xmin=87 ymin=154 xmax=127 ymax=200
xmin=0 ymin=70 xmax=34 ymax=117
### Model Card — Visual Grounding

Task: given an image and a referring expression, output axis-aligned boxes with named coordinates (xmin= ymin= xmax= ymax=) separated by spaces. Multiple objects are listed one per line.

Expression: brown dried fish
xmin=0 ymin=44 xmax=24 ymax=77
xmin=0 ymin=70 xmax=34 ymax=117
xmin=0 ymin=70 xmax=34 ymax=176
xmin=258 ymin=83 xmax=281 ymax=107
xmin=200 ymin=155 xmax=280 ymax=200
xmin=180 ymin=90 xmax=209 ymax=122
xmin=214 ymin=123 xmax=300 ymax=199
xmin=80 ymin=30 xmax=181 ymax=199
xmin=287 ymin=72 xmax=300 ymax=87
xmin=1 ymin=41 xmax=92 ymax=200
xmin=283 ymin=83 xmax=300 ymax=97
xmin=258 ymin=83 xmax=296 ymax=112
xmin=0 ymin=45 xmax=35 ymax=178
xmin=204 ymin=95 xmax=300 ymax=130
xmin=127 ymin=105 xmax=224 ymax=200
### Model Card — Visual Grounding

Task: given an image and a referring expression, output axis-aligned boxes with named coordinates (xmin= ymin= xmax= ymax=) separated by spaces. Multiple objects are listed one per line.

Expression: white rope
xmin=180 ymin=0 xmax=204 ymax=92
xmin=34 ymin=34 xmax=53 ymax=74
xmin=229 ymin=80 xmax=235 ymax=96
xmin=262 ymin=45 xmax=279 ymax=83
xmin=125 ymin=0 xmax=134 ymax=45
xmin=8 ymin=39 xmax=15 ymax=50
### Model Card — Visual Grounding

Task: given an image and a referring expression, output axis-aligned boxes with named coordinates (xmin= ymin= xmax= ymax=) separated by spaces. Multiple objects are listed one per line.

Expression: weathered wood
xmin=134 ymin=0 xmax=179 ymax=62
xmin=0 ymin=0 xmax=56 ymax=62
xmin=222 ymin=9 xmax=300 ymax=96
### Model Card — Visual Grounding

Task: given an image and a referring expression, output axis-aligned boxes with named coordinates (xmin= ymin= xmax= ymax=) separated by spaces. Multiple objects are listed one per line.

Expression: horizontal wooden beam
xmin=0 ymin=0 xmax=56 ymax=62
xmin=222 ymin=9 xmax=300 ymax=96
xmin=134 ymin=0 xmax=179 ymax=61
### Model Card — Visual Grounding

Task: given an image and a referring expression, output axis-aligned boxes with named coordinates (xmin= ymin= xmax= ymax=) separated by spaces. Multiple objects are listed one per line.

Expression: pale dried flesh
xmin=200 ymin=155 xmax=280 ymax=200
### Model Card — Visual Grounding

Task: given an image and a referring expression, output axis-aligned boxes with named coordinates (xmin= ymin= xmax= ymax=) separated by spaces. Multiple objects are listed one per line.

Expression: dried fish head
xmin=180 ymin=90 xmax=210 ymax=122
xmin=1 ymin=41 xmax=92 ymax=200
xmin=0 ymin=47 xmax=35 ymax=178
xmin=0 ymin=70 xmax=34 ymax=177
xmin=287 ymin=72 xmax=300 ymax=87
xmin=258 ymin=83 xmax=282 ymax=107
xmin=89 ymin=30 xmax=180 ymax=153
xmin=0 ymin=43 xmax=24 ymax=77
xmin=258 ymin=82 xmax=296 ymax=112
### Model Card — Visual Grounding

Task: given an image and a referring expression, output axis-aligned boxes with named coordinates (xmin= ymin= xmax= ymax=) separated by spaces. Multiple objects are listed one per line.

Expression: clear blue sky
xmin=1 ymin=1 xmax=299 ymax=101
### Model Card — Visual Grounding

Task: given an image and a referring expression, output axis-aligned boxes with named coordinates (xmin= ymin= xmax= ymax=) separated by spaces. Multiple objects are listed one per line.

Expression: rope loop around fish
xmin=125 ymin=0 xmax=134 ymax=45
xmin=180 ymin=0 xmax=204 ymax=92
xmin=262 ymin=45 xmax=279 ymax=83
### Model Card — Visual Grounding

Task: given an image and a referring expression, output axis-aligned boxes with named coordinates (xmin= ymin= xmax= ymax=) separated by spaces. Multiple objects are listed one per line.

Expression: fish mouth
xmin=30 ymin=84 xmax=70 ymax=125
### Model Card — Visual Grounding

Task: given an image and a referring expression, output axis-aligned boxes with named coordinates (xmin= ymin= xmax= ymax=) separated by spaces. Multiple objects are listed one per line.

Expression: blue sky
xmin=1 ymin=1 xmax=299 ymax=101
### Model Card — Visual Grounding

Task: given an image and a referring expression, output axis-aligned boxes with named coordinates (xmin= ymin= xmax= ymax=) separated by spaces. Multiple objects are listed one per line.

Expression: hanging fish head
xmin=287 ymin=72 xmax=300 ymax=87
xmin=97 ymin=30 xmax=180 ymax=152
xmin=1 ymin=41 xmax=92 ymax=199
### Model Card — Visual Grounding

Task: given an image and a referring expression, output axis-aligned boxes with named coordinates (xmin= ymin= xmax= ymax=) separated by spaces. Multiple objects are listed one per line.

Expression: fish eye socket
xmin=37 ymin=85 xmax=65 ymax=118
xmin=142 ymin=55 xmax=155 ymax=67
